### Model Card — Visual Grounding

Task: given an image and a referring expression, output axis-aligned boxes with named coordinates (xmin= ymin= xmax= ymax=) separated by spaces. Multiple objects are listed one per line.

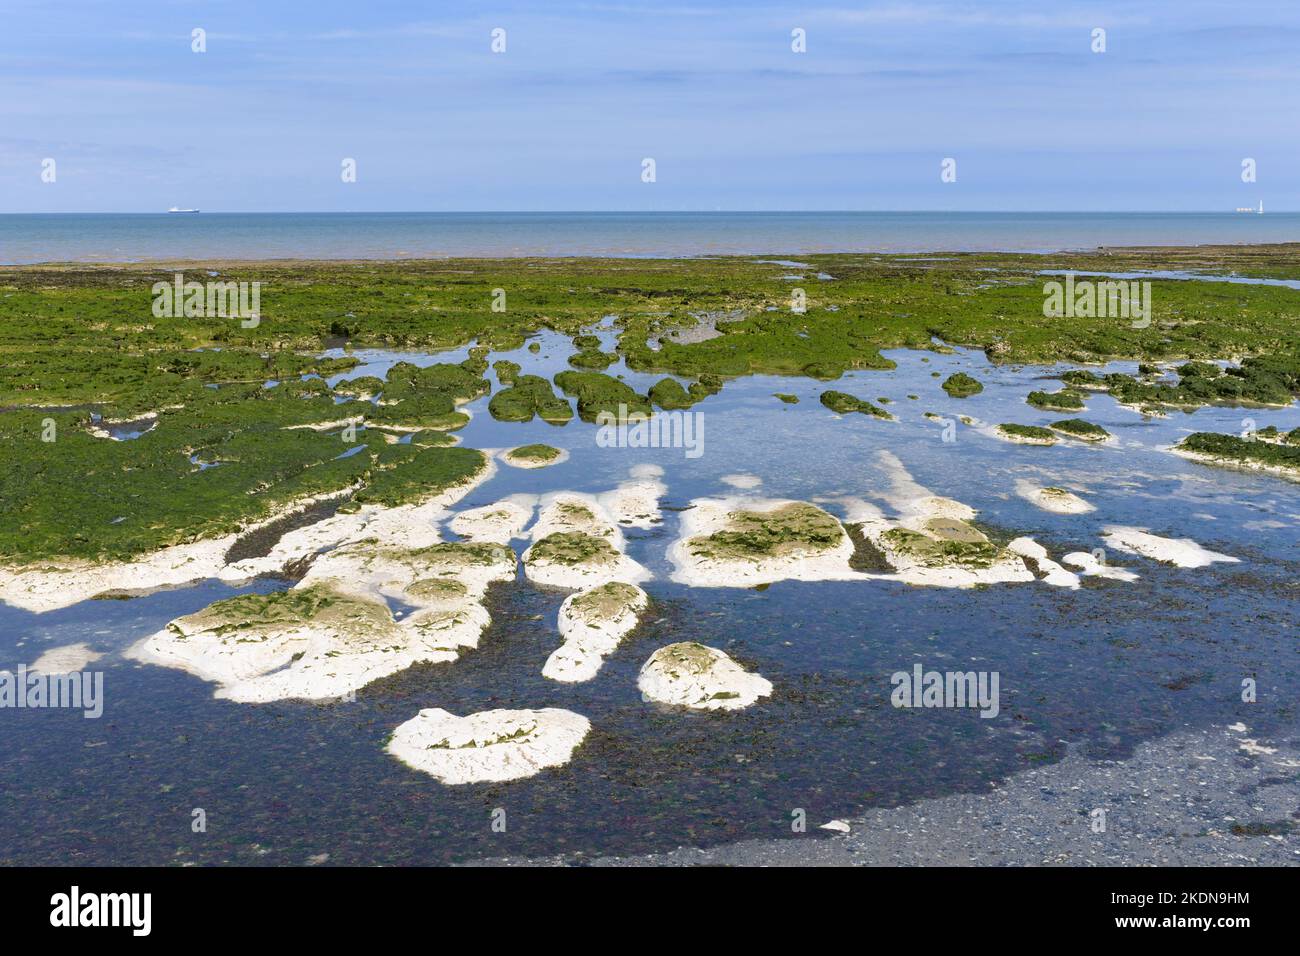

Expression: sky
xmin=1 ymin=0 xmax=1297 ymax=212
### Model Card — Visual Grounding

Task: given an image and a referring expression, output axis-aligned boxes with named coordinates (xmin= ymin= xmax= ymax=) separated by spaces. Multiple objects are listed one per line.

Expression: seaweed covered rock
xmin=543 ymin=581 xmax=649 ymax=683
xmin=857 ymin=502 xmax=1034 ymax=589
xmin=669 ymin=499 xmax=855 ymax=587
xmin=502 ymin=443 xmax=565 ymax=468
xmin=995 ymin=423 xmax=1058 ymax=445
xmin=940 ymin=373 xmax=983 ymax=398
xmin=1014 ymin=480 xmax=1094 ymax=514
xmin=1175 ymin=432 xmax=1300 ymax=480
xmin=333 ymin=375 xmax=386 ymax=400
xmin=1049 ymin=419 xmax=1111 ymax=442
xmin=554 ymin=370 xmax=652 ymax=423
xmin=131 ymin=535 xmax=516 ymax=702
xmin=637 ymin=642 xmax=772 ymax=711
xmin=487 ymin=374 xmax=574 ymax=423
xmin=819 ymin=390 xmax=892 ymax=419
xmin=1100 ymin=355 xmax=1300 ymax=411
xmin=1027 ymin=389 xmax=1085 ymax=412
xmin=492 ymin=359 xmax=521 ymax=385
xmin=522 ymin=493 xmax=648 ymax=588
xmin=448 ymin=498 xmax=534 ymax=543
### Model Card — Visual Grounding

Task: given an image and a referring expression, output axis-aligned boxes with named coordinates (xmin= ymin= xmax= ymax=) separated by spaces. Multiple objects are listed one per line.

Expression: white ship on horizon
xmin=167 ymin=206 xmax=200 ymax=214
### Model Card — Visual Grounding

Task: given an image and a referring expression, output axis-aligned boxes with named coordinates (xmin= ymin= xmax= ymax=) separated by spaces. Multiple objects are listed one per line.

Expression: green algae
xmin=506 ymin=443 xmax=561 ymax=464
xmin=1067 ymin=356 xmax=1300 ymax=411
xmin=774 ymin=393 xmax=799 ymax=404
xmin=492 ymin=360 xmax=521 ymax=385
xmin=997 ymin=423 xmax=1056 ymax=442
xmin=527 ymin=531 xmax=618 ymax=567
xmin=487 ymin=375 xmax=574 ymax=424
xmin=333 ymin=376 xmax=385 ymax=399
xmin=647 ymin=376 xmax=717 ymax=410
xmin=1027 ymin=389 xmax=1086 ymax=411
xmin=1179 ymin=432 xmax=1300 ymax=474
xmin=403 ymin=540 xmax=515 ymax=571
xmin=688 ymin=503 xmax=844 ymax=561
xmin=404 ymin=578 xmax=470 ymax=602
xmin=180 ymin=582 xmax=391 ymax=639
xmin=879 ymin=528 xmax=1001 ymax=570
xmin=341 ymin=445 xmax=486 ymax=511
xmin=940 ymin=373 xmax=983 ymax=398
xmin=3 ymin=248 xmax=1298 ymax=569
xmin=1049 ymin=418 xmax=1111 ymax=441
xmin=553 ymin=370 xmax=652 ymax=423
xmin=819 ymin=390 xmax=892 ymax=419
xmin=569 ymin=581 xmax=644 ymax=622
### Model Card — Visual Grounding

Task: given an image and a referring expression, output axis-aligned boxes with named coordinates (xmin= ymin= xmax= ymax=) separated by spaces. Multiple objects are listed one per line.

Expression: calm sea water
xmin=1 ymin=212 xmax=1297 ymax=263
xmin=2 ymin=331 xmax=1297 ymax=865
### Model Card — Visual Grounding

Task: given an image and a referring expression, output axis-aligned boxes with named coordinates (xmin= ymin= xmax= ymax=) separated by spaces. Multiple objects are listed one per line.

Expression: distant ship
xmin=167 ymin=206 xmax=200 ymax=214
xmin=1234 ymin=201 xmax=1263 ymax=214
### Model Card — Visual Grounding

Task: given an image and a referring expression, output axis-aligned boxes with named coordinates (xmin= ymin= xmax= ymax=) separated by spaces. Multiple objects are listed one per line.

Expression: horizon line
xmin=0 ymin=209 xmax=1292 ymax=216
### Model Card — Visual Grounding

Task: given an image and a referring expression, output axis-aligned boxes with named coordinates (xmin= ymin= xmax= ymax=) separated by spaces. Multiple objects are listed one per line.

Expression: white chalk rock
xmin=1101 ymin=526 xmax=1239 ymax=569
xmin=543 ymin=582 xmax=649 ymax=683
xmin=386 ymin=707 xmax=591 ymax=784
xmin=1014 ymin=480 xmax=1094 ymax=515
xmin=449 ymin=498 xmax=534 ymax=543
xmin=638 ymin=642 xmax=772 ymax=711
xmin=1006 ymin=537 xmax=1081 ymax=589
xmin=131 ymin=540 xmax=516 ymax=703
xmin=1060 ymin=551 xmax=1140 ymax=582
xmin=668 ymin=497 xmax=857 ymax=588
xmin=523 ymin=493 xmax=648 ymax=589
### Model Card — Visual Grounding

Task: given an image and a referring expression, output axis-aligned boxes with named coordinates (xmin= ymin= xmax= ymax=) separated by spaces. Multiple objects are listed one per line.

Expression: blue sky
xmin=1 ymin=0 xmax=1296 ymax=211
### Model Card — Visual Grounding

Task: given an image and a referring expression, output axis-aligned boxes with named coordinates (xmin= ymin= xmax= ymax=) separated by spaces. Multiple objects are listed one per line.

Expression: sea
xmin=0 ymin=211 xmax=1296 ymax=264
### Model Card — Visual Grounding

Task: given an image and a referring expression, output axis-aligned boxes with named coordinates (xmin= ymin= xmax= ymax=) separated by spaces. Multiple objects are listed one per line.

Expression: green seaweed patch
xmin=940 ymin=372 xmax=984 ymax=398
xmin=880 ymin=528 xmax=1002 ymax=570
xmin=688 ymin=502 xmax=845 ymax=561
xmin=333 ymin=376 xmax=385 ymax=399
xmin=649 ymin=641 xmax=719 ymax=677
xmin=647 ymin=375 xmax=717 ymax=410
xmin=403 ymin=540 xmax=515 ymax=572
xmin=819 ymin=390 xmax=892 ymax=419
xmin=492 ymin=360 xmax=521 ymax=385
xmin=506 ymin=443 xmax=561 ymax=464
xmin=1179 ymin=432 xmax=1300 ymax=474
xmin=774 ymin=393 xmax=799 ymax=404
xmin=341 ymin=445 xmax=487 ymax=511
xmin=570 ymin=581 xmax=644 ymax=622
xmin=1027 ymin=389 xmax=1085 ymax=411
xmin=1061 ymin=369 xmax=1106 ymax=389
xmin=404 ymin=578 xmax=469 ymax=602
xmin=1049 ymin=418 xmax=1111 ymax=441
xmin=554 ymin=370 xmax=652 ymax=423
xmin=182 ymin=583 xmax=391 ymax=639
xmin=1100 ymin=355 xmax=1300 ymax=410
xmin=997 ymin=423 xmax=1057 ymax=443
xmin=487 ymin=375 xmax=574 ymax=424
xmin=528 ymin=531 xmax=618 ymax=567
